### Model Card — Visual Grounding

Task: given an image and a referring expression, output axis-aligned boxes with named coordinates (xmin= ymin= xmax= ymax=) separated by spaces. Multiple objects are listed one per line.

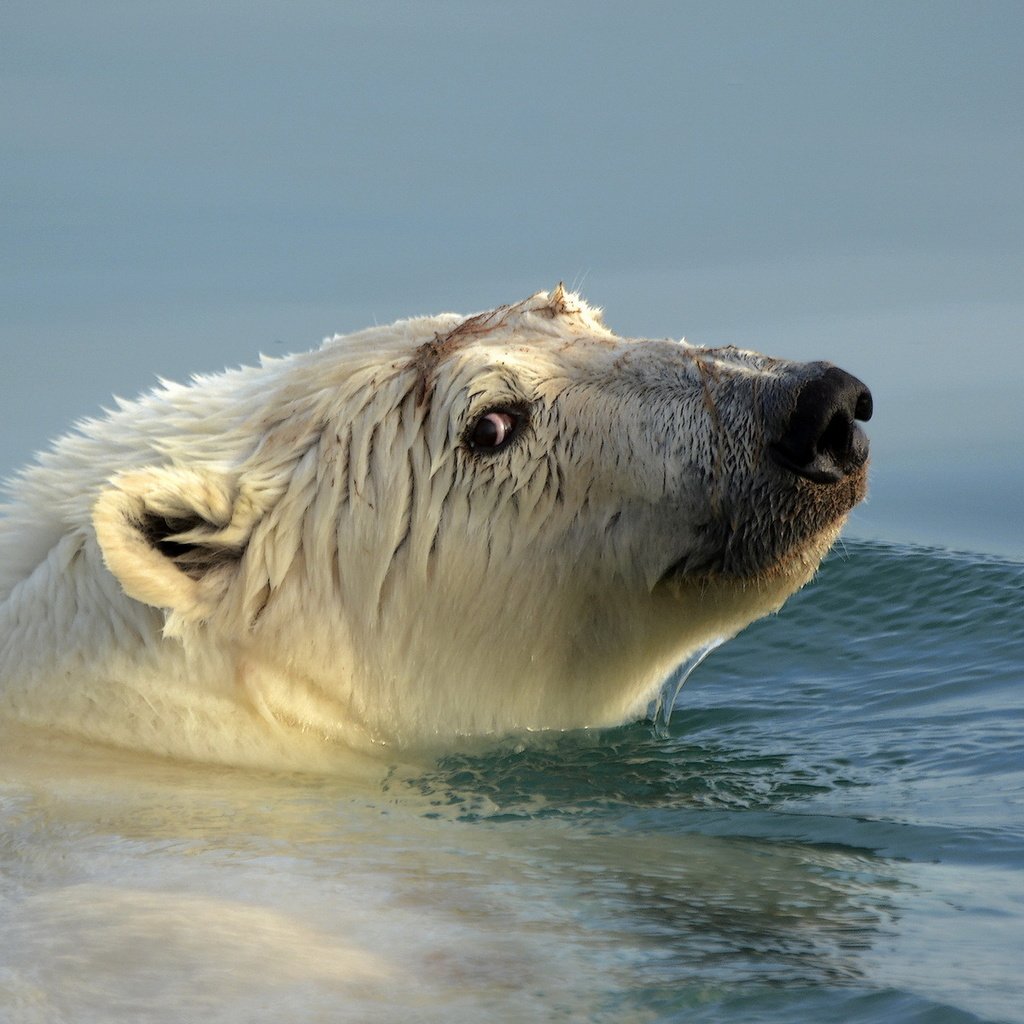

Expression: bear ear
xmin=92 ymin=466 xmax=260 ymax=623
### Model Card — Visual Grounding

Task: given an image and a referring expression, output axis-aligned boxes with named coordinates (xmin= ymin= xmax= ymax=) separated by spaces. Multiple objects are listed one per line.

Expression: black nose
xmin=770 ymin=365 xmax=873 ymax=484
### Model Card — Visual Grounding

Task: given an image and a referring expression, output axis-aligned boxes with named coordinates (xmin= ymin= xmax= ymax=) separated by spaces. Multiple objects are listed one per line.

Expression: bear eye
xmin=468 ymin=410 xmax=518 ymax=452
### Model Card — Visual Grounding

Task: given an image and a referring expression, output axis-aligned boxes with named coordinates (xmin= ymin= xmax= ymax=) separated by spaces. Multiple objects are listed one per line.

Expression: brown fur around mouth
xmin=730 ymin=462 xmax=867 ymax=580
xmin=664 ymin=461 xmax=868 ymax=585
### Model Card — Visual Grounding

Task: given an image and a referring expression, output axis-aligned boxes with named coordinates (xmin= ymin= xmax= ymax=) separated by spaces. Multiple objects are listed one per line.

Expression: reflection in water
xmin=402 ymin=727 xmax=902 ymax=1002
xmin=1 ymin=723 xmax=905 ymax=1023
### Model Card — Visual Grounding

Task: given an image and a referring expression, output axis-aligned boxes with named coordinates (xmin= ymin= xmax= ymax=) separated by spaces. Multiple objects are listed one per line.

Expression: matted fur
xmin=0 ymin=288 xmax=867 ymax=768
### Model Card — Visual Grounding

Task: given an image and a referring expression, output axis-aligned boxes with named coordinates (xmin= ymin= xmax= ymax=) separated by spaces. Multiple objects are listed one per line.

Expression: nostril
xmin=770 ymin=366 xmax=872 ymax=484
xmin=818 ymin=410 xmax=853 ymax=462
xmin=855 ymin=390 xmax=873 ymax=422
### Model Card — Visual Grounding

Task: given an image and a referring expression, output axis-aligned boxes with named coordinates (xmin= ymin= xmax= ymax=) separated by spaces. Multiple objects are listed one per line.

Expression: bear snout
xmin=769 ymin=365 xmax=873 ymax=485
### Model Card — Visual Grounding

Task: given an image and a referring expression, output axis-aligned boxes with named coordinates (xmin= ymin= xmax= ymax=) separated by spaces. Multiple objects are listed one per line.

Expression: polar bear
xmin=0 ymin=288 xmax=871 ymax=767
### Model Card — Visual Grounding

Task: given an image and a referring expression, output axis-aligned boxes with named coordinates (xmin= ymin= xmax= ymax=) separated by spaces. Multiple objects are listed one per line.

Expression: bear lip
xmin=769 ymin=422 xmax=870 ymax=485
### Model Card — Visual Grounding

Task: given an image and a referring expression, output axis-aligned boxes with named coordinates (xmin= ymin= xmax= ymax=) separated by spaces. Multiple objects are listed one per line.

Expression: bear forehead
xmin=397 ymin=286 xmax=623 ymax=406
xmin=419 ymin=285 xmax=614 ymax=356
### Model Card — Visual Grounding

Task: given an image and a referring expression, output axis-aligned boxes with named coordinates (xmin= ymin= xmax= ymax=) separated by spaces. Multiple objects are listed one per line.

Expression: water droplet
xmin=649 ymin=638 xmax=725 ymax=736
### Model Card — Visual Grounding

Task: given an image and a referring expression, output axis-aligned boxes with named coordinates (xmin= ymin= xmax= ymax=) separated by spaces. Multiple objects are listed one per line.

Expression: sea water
xmin=1 ymin=538 xmax=1022 ymax=1023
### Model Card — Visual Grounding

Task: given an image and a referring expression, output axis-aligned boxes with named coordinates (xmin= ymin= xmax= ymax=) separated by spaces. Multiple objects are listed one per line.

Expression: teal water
xmin=1 ymin=538 xmax=1022 ymax=1022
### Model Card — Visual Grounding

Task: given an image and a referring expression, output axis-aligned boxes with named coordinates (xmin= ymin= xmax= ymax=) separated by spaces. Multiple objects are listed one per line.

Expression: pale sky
xmin=3 ymin=1 xmax=1022 ymax=556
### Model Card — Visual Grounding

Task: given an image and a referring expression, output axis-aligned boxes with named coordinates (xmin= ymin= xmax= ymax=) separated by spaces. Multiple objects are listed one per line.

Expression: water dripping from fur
xmin=649 ymin=638 xmax=725 ymax=736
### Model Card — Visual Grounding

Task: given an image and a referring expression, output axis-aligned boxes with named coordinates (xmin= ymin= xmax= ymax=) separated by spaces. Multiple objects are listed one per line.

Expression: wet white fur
xmin=0 ymin=289 xmax=840 ymax=768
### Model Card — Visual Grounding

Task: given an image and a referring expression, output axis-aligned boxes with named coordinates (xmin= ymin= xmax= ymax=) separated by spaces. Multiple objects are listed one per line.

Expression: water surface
xmin=2 ymin=539 xmax=1021 ymax=1022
